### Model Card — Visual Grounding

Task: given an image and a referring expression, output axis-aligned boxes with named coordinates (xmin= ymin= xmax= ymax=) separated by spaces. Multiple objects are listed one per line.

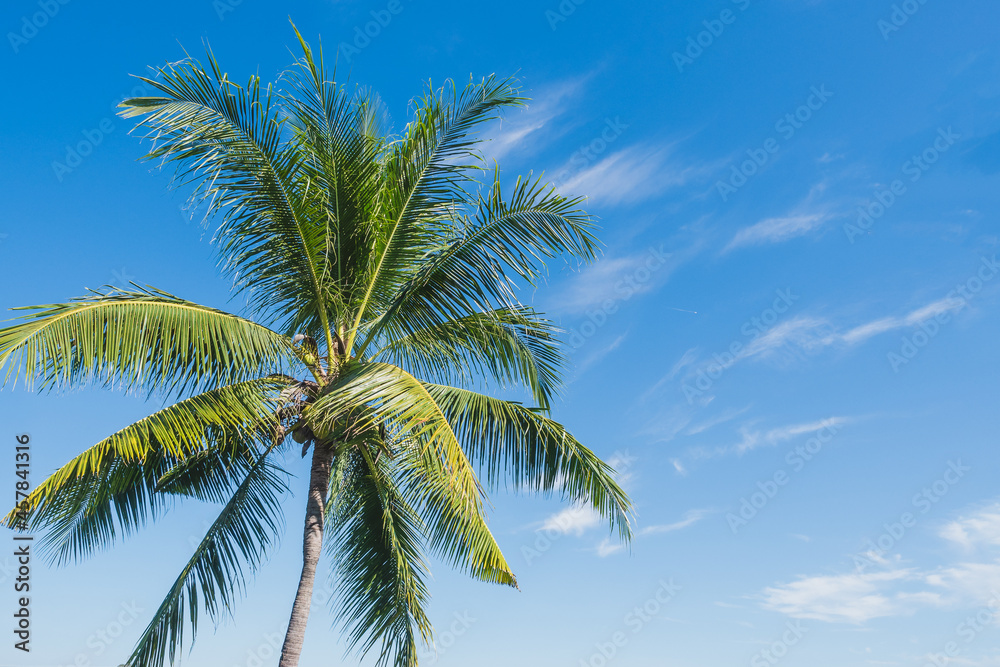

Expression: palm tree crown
xmin=0 ymin=28 xmax=633 ymax=667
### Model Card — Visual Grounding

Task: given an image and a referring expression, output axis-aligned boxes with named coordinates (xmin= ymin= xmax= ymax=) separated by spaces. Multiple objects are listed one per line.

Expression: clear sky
xmin=2 ymin=1 xmax=1000 ymax=666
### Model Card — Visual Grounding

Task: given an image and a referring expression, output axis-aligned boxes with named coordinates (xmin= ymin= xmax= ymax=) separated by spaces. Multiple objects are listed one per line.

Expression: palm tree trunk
xmin=279 ymin=442 xmax=334 ymax=667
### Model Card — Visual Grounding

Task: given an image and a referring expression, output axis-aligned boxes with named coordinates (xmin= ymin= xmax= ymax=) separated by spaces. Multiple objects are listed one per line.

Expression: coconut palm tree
xmin=0 ymin=29 xmax=633 ymax=667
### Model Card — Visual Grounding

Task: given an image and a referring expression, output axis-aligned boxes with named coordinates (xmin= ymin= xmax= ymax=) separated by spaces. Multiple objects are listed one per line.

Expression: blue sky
xmin=2 ymin=0 xmax=1000 ymax=665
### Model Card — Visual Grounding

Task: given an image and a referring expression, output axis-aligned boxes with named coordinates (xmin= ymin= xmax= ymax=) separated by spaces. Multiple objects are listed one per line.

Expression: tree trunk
xmin=279 ymin=442 xmax=334 ymax=667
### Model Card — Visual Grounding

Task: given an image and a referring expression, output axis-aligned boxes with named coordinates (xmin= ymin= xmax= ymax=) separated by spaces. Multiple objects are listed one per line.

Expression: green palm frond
xmin=154 ymin=445 xmax=258 ymax=503
xmin=282 ymin=27 xmax=387 ymax=335
xmin=372 ymin=307 xmax=564 ymax=410
xmin=425 ymin=384 xmax=633 ymax=542
xmin=126 ymin=448 xmax=289 ymax=667
xmin=328 ymin=446 xmax=432 ymax=667
xmin=118 ymin=53 xmax=333 ymax=337
xmin=308 ymin=362 xmax=480 ymax=500
xmin=346 ymin=76 xmax=524 ymax=351
xmin=0 ymin=286 xmax=291 ymax=394
xmin=310 ymin=362 xmax=517 ymax=587
xmin=398 ymin=433 xmax=517 ymax=588
xmin=356 ymin=173 xmax=596 ymax=361
xmin=2 ymin=377 xmax=288 ymax=564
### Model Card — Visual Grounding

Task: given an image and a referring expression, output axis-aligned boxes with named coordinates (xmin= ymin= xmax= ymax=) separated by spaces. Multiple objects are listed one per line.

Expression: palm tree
xmin=0 ymin=29 xmax=633 ymax=667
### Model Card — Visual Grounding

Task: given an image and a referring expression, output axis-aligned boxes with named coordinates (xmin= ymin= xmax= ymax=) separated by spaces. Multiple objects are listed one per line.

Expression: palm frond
xmin=0 ymin=286 xmax=291 ymax=394
xmin=309 ymin=362 xmax=517 ymax=587
xmin=119 ymin=52 xmax=333 ymax=336
xmin=398 ymin=433 xmax=517 ymax=587
xmin=328 ymin=446 xmax=432 ymax=667
xmin=2 ymin=377 xmax=288 ymax=564
xmin=282 ymin=26 xmax=388 ymax=336
xmin=126 ymin=449 xmax=288 ymax=667
xmin=356 ymin=172 xmax=597 ymax=362
xmin=372 ymin=306 xmax=564 ymax=410
xmin=425 ymin=384 xmax=633 ymax=542
xmin=346 ymin=76 xmax=525 ymax=351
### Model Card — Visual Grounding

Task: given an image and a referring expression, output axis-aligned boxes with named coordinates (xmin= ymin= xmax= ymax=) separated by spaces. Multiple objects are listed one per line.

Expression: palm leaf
xmin=282 ymin=26 xmax=388 ymax=337
xmin=309 ymin=362 xmax=517 ymax=587
xmin=346 ymin=76 xmax=524 ymax=351
xmin=355 ymin=172 xmax=597 ymax=365
xmin=425 ymin=384 xmax=633 ymax=542
xmin=119 ymin=52 xmax=334 ymax=337
xmin=328 ymin=445 xmax=432 ymax=667
xmin=126 ymin=447 xmax=288 ymax=667
xmin=0 ymin=286 xmax=291 ymax=395
xmin=2 ymin=377 xmax=288 ymax=564
xmin=372 ymin=306 xmax=564 ymax=410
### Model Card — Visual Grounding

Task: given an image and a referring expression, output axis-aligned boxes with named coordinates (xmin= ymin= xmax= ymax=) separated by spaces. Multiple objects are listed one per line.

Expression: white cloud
xmin=640 ymin=404 xmax=696 ymax=444
xmin=692 ymin=416 xmax=845 ymax=459
xmin=674 ymin=295 xmax=968 ymax=381
xmin=559 ymin=144 xmax=714 ymax=207
xmin=596 ymin=538 xmax=625 ymax=558
xmin=739 ymin=316 xmax=835 ymax=361
xmin=760 ymin=569 xmax=931 ymax=623
xmin=540 ymin=505 xmax=602 ymax=537
xmin=756 ymin=298 xmax=965 ymax=355
xmin=479 ymin=78 xmax=587 ymax=164
xmin=684 ymin=406 xmax=752 ymax=436
xmin=940 ymin=503 xmax=1000 ymax=550
xmin=670 ymin=458 xmax=688 ymax=476
xmin=926 ymin=561 xmax=1000 ymax=606
xmin=725 ymin=213 xmax=830 ymax=252
xmin=762 ymin=499 xmax=1000 ymax=625
xmin=577 ymin=331 xmax=629 ymax=373
xmin=641 ymin=509 xmax=712 ymax=536
xmin=724 ymin=182 xmax=833 ymax=252
xmin=642 ymin=348 xmax=704 ymax=402
xmin=838 ymin=297 xmax=966 ymax=345
xmin=554 ymin=245 xmax=675 ymax=314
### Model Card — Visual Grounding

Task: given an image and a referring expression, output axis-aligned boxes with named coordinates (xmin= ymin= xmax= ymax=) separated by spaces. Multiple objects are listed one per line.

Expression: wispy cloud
xmin=738 ymin=317 xmax=834 ymax=362
xmin=761 ymin=569 xmax=933 ymax=624
xmin=560 ymin=144 xmax=717 ymax=207
xmin=577 ymin=331 xmax=629 ymax=373
xmin=642 ymin=347 xmax=701 ymax=401
xmin=596 ymin=538 xmax=625 ymax=558
xmin=739 ymin=296 xmax=965 ymax=360
xmin=762 ymin=498 xmax=1000 ymax=624
xmin=692 ymin=416 xmax=846 ymax=459
xmin=684 ymin=405 xmax=752 ymax=436
xmin=639 ymin=403 xmax=697 ymax=444
xmin=540 ymin=505 xmax=602 ymax=537
xmin=553 ymin=245 xmax=679 ymax=315
xmin=479 ymin=76 xmax=589 ymax=165
xmin=940 ymin=502 xmax=1000 ymax=550
xmin=595 ymin=507 xmax=710 ymax=558
xmin=640 ymin=509 xmax=713 ymax=536
xmin=672 ymin=296 xmax=968 ymax=383
xmin=724 ymin=183 xmax=833 ymax=252
xmin=670 ymin=458 xmax=688 ymax=476
xmin=838 ymin=297 xmax=965 ymax=345
xmin=725 ymin=213 xmax=831 ymax=252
